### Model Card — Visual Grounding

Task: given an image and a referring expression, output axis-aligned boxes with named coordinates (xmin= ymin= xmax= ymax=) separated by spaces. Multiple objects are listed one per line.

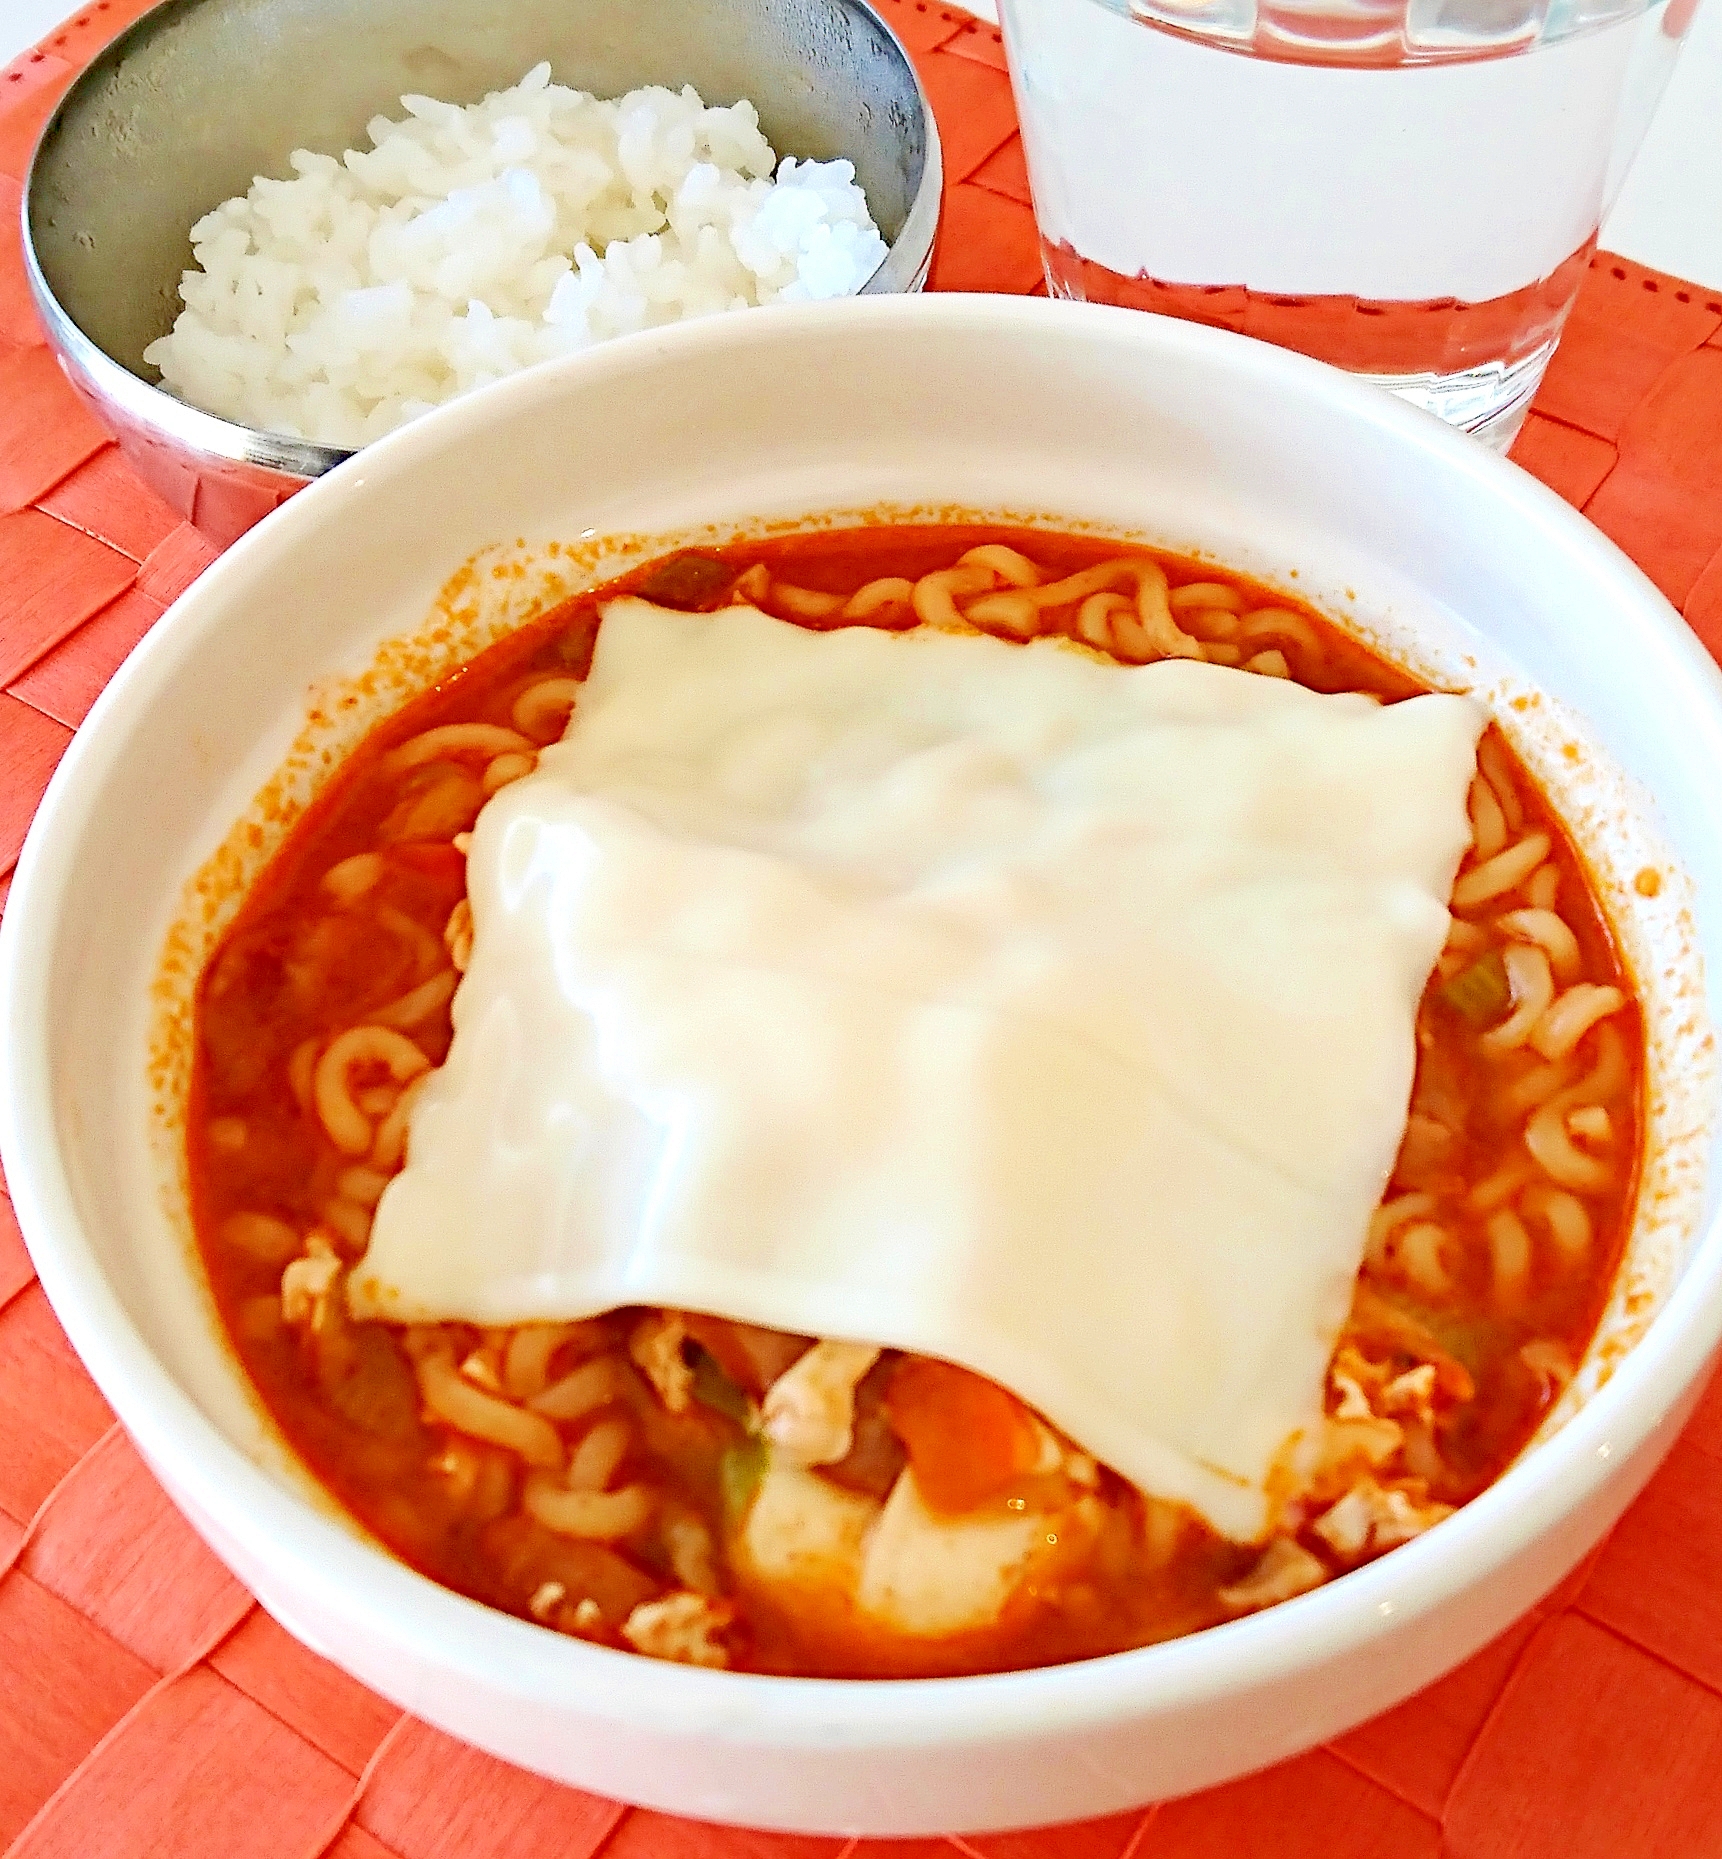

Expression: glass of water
xmin=999 ymin=0 xmax=1703 ymax=449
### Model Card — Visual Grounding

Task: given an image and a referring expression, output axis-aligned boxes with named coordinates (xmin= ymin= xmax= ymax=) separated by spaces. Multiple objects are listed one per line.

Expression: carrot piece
xmin=884 ymin=1357 xmax=1044 ymax=1516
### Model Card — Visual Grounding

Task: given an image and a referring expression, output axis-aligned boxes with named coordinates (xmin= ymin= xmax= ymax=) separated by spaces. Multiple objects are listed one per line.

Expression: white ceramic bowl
xmin=3 ymin=295 xmax=1721 ymax=1838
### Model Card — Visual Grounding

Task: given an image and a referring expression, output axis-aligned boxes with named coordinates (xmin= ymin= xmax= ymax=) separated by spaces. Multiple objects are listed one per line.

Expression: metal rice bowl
xmin=21 ymin=0 xmax=941 ymax=545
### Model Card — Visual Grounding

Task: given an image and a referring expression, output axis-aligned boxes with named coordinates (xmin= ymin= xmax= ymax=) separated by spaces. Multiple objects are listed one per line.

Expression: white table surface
xmin=2 ymin=0 xmax=1716 ymax=287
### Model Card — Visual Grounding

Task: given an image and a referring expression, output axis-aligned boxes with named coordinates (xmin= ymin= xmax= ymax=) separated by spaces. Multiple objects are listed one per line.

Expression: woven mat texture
xmin=3 ymin=2 xmax=1722 ymax=1853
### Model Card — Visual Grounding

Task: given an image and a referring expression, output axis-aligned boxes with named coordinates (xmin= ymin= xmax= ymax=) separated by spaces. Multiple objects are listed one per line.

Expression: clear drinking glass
xmin=998 ymin=0 xmax=1704 ymax=449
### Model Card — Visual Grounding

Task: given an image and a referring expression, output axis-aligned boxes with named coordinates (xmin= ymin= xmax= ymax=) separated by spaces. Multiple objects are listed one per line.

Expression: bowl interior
xmin=27 ymin=0 xmax=931 ymax=380
xmin=6 ymin=298 xmax=1722 ymax=1828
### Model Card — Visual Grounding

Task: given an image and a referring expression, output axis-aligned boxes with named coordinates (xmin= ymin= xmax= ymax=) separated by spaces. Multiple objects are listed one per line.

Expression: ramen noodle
xmin=189 ymin=527 xmax=1640 ymax=1678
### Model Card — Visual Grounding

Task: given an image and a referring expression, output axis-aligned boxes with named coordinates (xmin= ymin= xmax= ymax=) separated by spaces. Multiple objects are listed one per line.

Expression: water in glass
xmin=1001 ymin=0 xmax=1698 ymax=448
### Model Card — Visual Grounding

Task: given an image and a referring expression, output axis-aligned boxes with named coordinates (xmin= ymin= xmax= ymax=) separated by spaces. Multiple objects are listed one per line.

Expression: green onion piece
xmin=720 ymin=1437 xmax=768 ymax=1524
xmin=1442 ymin=948 xmax=1510 ymax=1026
xmin=1397 ymin=1303 xmax=1489 ymax=1386
xmin=691 ymin=1347 xmax=756 ymax=1429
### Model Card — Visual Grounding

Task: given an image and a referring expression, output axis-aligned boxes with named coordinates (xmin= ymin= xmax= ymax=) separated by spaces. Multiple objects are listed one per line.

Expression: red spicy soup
xmin=188 ymin=527 xmax=1641 ymax=1678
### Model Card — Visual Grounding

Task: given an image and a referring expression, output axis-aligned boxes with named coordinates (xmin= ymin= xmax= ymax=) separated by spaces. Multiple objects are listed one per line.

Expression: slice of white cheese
xmin=350 ymin=598 xmax=1485 ymax=1539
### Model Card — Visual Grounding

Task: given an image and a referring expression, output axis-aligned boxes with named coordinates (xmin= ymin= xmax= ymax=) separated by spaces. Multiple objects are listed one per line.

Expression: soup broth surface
xmin=188 ymin=527 xmax=1641 ymax=1677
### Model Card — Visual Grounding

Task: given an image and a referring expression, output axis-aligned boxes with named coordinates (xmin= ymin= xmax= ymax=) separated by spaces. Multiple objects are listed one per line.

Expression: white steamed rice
xmin=143 ymin=64 xmax=890 ymax=448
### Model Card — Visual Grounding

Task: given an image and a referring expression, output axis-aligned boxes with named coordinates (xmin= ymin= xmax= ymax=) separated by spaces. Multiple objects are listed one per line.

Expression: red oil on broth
xmin=187 ymin=527 xmax=1641 ymax=1678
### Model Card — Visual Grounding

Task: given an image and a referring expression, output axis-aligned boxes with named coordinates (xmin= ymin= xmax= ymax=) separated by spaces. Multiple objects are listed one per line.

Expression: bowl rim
xmin=18 ymin=0 xmax=944 ymax=483
xmin=3 ymin=290 xmax=1722 ymax=1748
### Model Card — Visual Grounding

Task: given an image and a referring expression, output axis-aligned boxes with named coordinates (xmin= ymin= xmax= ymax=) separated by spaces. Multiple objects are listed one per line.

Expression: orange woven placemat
xmin=3 ymin=3 xmax=1722 ymax=1855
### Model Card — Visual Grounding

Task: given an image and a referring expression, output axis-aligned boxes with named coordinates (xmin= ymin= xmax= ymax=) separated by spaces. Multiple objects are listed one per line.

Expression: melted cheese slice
xmin=350 ymin=598 xmax=1485 ymax=1539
